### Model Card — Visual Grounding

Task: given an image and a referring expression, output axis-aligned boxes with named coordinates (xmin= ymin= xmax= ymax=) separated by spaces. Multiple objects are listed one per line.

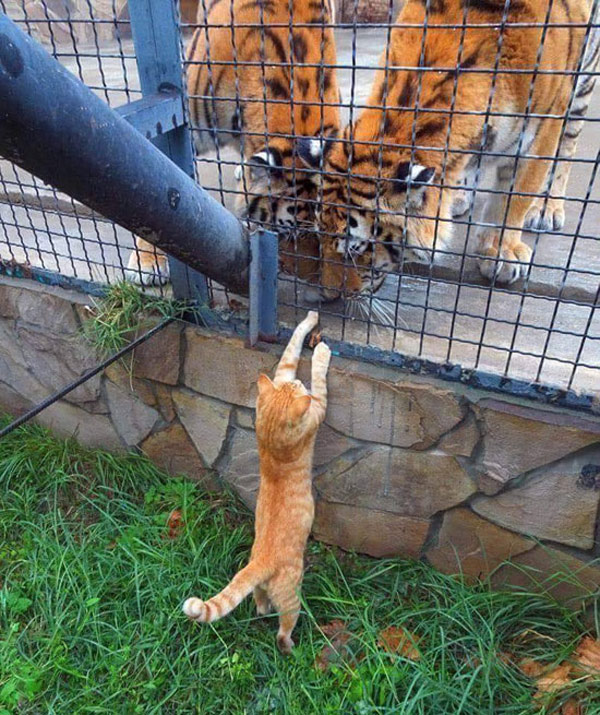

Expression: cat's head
xmin=255 ymin=374 xmax=316 ymax=456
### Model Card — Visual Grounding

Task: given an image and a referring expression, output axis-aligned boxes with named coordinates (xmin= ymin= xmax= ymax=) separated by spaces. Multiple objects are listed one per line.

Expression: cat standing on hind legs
xmin=183 ymin=311 xmax=331 ymax=654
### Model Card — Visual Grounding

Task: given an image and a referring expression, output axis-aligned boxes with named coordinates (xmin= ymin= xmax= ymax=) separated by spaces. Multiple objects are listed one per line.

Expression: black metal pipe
xmin=0 ymin=13 xmax=250 ymax=296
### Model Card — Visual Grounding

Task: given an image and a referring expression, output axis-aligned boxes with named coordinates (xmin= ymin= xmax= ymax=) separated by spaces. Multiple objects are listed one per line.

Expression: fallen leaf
xmin=308 ymin=329 xmax=322 ymax=349
xmin=534 ymin=663 xmax=573 ymax=698
xmin=315 ymin=620 xmax=353 ymax=672
xmin=377 ymin=626 xmax=421 ymax=661
xmin=574 ymin=636 xmax=600 ymax=676
xmin=166 ymin=509 xmax=184 ymax=539
xmin=519 ymin=658 xmax=547 ymax=679
xmin=562 ymin=699 xmax=583 ymax=715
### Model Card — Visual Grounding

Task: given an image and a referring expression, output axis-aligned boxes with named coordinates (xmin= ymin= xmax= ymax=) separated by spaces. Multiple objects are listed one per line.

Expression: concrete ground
xmin=0 ymin=23 xmax=598 ymax=395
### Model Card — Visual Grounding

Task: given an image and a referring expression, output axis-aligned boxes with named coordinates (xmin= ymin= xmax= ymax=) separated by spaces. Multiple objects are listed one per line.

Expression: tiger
xmin=125 ymin=0 xmax=340 ymax=286
xmin=303 ymin=0 xmax=597 ymax=302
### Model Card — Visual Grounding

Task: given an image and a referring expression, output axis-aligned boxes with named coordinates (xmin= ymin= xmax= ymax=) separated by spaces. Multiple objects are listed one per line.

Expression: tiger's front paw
xmin=524 ymin=197 xmax=566 ymax=233
xmin=477 ymin=233 xmax=533 ymax=284
xmin=125 ymin=244 xmax=170 ymax=286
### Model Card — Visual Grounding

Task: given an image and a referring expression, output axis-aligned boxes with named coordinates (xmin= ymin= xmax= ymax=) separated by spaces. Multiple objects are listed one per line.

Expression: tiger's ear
xmin=257 ymin=373 xmax=276 ymax=397
xmin=247 ymin=148 xmax=284 ymax=181
xmin=288 ymin=394 xmax=311 ymax=420
xmin=389 ymin=162 xmax=435 ymax=205
xmin=297 ymin=134 xmax=336 ymax=169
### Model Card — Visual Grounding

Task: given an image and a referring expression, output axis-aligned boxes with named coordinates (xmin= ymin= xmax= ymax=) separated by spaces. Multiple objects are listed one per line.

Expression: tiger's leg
xmin=273 ymin=311 xmax=319 ymax=385
xmin=477 ymin=121 xmax=561 ymax=284
xmin=452 ymin=161 xmax=478 ymax=217
xmin=125 ymin=239 xmax=170 ymax=286
xmin=524 ymin=27 xmax=600 ymax=232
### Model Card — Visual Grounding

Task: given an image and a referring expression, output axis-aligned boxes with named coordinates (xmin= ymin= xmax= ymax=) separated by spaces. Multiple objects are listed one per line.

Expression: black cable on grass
xmin=0 ymin=317 xmax=175 ymax=440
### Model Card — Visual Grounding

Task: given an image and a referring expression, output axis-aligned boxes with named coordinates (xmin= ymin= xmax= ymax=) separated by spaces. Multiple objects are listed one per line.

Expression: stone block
xmin=17 ymin=324 xmax=102 ymax=405
xmin=141 ymin=423 xmax=217 ymax=488
xmin=478 ymin=399 xmax=600 ymax=485
xmin=438 ymin=414 xmax=481 ymax=457
xmin=235 ymin=407 xmax=255 ymax=430
xmin=35 ymin=400 xmax=124 ymax=452
xmin=472 ymin=448 xmax=600 ymax=550
xmin=133 ymin=322 xmax=181 ymax=385
xmin=154 ymin=383 xmax=176 ymax=422
xmin=325 ymin=368 xmax=465 ymax=448
xmin=491 ymin=546 xmax=600 ymax=607
xmin=0 ymin=279 xmax=80 ymax=333
xmin=425 ymin=508 xmax=535 ymax=582
xmin=313 ymin=501 xmax=430 ymax=558
xmin=315 ymin=446 xmax=476 ymax=517
xmin=314 ymin=424 xmax=356 ymax=467
xmin=105 ymin=380 xmax=160 ymax=447
xmin=104 ymin=362 xmax=157 ymax=407
xmin=0 ymin=322 xmax=51 ymax=406
xmin=0 ymin=380 xmax=33 ymax=415
xmin=219 ymin=427 xmax=260 ymax=509
xmin=183 ymin=328 xmax=278 ymax=407
xmin=172 ymin=389 xmax=231 ymax=466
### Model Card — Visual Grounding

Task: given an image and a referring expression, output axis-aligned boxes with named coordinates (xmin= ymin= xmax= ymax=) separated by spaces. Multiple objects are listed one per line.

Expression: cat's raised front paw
xmin=304 ymin=310 xmax=319 ymax=330
xmin=313 ymin=341 xmax=331 ymax=365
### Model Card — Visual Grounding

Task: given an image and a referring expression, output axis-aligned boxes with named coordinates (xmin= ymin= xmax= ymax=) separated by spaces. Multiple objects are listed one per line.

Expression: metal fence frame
xmin=0 ymin=0 xmax=598 ymax=413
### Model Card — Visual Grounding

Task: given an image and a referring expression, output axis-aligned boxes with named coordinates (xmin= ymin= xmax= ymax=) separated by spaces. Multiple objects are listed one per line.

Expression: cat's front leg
xmin=274 ymin=311 xmax=319 ymax=384
xmin=310 ymin=341 xmax=331 ymax=421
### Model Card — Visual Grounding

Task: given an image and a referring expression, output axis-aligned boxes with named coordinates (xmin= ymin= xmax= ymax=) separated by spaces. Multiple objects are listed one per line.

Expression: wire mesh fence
xmin=0 ymin=0 xmax=599 ymax=400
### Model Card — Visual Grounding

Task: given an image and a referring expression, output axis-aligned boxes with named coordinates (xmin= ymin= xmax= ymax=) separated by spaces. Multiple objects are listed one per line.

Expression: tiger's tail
xmin=183 ymin=561 xmax=269 ymax=623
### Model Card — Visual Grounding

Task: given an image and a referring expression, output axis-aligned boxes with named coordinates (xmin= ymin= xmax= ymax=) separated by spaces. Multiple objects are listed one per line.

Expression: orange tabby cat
xmin=183 ymin=311 xmax=331 ymax=653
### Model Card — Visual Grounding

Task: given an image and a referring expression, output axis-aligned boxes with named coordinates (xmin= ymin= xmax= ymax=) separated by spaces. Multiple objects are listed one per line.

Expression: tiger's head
xmin=297 ymin=133 xmax=450 ymax=301
xmin=234 ymin=136 xmax=335 ymax=235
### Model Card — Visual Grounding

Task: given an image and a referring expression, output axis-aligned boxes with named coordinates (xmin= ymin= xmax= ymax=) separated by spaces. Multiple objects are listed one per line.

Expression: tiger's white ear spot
xmin=234 ymin=164 xmax=243 ymax=181
xmin=410 ymin=164 xmax=431 ymax=181
xmin=247 ymin=148 xmax=284 ymax=180
xmin=297 ymin=134 xmax=336 ymax=169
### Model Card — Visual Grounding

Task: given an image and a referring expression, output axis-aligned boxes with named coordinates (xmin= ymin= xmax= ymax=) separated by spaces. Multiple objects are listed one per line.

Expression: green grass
xmin=82 ymin=282 xmax=187 ymax=355
xmin=0 ymin=417 xmax=598 ymax=714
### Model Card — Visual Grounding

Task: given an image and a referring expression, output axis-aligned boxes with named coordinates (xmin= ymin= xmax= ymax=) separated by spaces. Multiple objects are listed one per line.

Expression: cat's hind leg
xmin=273 ymin=311 xmax=319 ymax=385
xmin=268 ymin=569 xmax=302 ymax=654
xmin=253 ymin=585 xmax=272 ymax=616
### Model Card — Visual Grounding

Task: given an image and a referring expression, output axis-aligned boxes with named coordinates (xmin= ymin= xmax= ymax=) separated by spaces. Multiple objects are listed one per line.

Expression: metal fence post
xmin=249 ymin=231 xmax=278 ymax=346
xmin=127 ymin=0 xmax=208 ymax=303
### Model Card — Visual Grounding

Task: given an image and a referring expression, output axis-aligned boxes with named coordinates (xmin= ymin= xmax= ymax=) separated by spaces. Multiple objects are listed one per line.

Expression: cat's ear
xmin=289 ymin=394 xmax=311 ymax=420
xmin=257 ymin=373 xmax=275 ymax=397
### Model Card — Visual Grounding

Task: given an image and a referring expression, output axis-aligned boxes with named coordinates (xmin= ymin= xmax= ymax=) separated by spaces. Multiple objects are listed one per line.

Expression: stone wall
xmin=1 ymin=276 xmax=599 ymax=607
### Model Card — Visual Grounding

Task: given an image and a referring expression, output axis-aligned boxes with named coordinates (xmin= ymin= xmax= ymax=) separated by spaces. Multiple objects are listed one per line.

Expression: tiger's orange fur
xmin=188 ymin=0 xmax=340 ymax=226
xmin=183 ymin=311 xmax=331 ymax=654
xmin=126 ymin=0 xmax=341 ymax=285
xmin=313 ymin=0 xmax=592 ymax=297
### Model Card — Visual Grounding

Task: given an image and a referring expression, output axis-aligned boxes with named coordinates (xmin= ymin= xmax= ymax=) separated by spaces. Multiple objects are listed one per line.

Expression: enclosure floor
xmin=0 ymin=29 xmax=598 ymax=396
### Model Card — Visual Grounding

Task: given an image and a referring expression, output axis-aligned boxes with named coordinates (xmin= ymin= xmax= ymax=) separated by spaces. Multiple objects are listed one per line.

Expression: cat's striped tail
xmin=182 ymin=561 xmax=269 ymax=624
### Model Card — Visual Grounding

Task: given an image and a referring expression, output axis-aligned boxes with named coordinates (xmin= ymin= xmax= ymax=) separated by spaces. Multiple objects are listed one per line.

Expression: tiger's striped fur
xmin=188 ymin=0 xmax=340 ymax=227
xmin=311 ymin=0 xmax=595 ymax=298
xmin=125 ymin=0 xmax=340 ymax=286
xmin=183 ymin=311 xmax=331 ymax=654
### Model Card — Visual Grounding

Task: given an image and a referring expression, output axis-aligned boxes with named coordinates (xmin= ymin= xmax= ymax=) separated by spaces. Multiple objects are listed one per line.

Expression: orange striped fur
xmin=183 ymin=311 xmax=331 ymax=654
xmin=187 ymin=0 xmax=340 ymax=226
xmin=126 ymin=0 xmax=340 ymax=286
xmin=314 ymin=0 xmax=592 ymax=297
